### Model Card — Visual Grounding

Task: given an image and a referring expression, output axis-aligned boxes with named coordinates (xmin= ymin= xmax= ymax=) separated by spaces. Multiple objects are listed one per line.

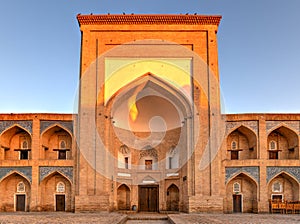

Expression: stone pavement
xmin=0 ymin=212 xmax=126 ymax=224
xmin=168 ymin=213 xmax=300 ymax=224
xmin=0 ymin=212 xmax=299 ymax=224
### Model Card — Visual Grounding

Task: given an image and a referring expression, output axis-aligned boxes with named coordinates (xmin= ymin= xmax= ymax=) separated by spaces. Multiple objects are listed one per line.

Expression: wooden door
xmin=117 ymin=184 xmax=130 ymax=210
xmin=233 ymin=194 xmax=242 ymax=213
xmin=16 ymin=195 xmax=26 ymax=211
xmin=139 ymin=185 xmax=158 ymax=212
xmin=56 ymin=195 xmax=65 ymax=211
xmin=167 ymin=184 xmax=179 ymax=211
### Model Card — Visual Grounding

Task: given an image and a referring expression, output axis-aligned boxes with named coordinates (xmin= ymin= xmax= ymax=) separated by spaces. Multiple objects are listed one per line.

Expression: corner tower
xmin=76 ymin=14 xmax=223 ymax=212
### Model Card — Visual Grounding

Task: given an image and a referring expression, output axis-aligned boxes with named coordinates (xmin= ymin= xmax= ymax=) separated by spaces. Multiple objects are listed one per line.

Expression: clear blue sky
xmin=0 ymin=0 xmax=299 ymax=114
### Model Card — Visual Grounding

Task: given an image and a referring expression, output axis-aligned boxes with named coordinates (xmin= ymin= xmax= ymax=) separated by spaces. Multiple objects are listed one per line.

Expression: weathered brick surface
xmin=0 ymin=15 xmax=299 ymax=214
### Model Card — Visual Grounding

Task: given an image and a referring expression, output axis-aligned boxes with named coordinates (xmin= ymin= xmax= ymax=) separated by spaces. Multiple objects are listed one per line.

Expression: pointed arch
xmin=167 ymin=183 xmax=179 ymax=191
xmin=40 ymin=171 xmax=72 ymax=185
xmin=268 ymin=123 xmax=299 ymax=136
xmin=108 ymin=72 xmax=193 ymax=127
xmin=226 ymin=172 xmax=259 ymax=188
xmin=227 ymin=124 xmax=257 ymax=139
xmin=0 ymin=124 xmax=32 ymax=138
xmin=41 ymin=124 xmax=73 ymax=138
xmin=105 ymin=63 xmax=192 ymax=113
xmin=267 ymin=171 xmax=299 ymax=185
xmin=268 ymin=125 xmax=298 ymax=142
xmin=0 ymin=171 xmax=31 ymax=185
xmin=117 ymin=183 xmax=131 ymax=191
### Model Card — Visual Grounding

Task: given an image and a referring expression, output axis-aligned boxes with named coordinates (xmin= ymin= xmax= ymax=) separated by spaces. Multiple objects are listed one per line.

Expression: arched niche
xmin=41 ymin=125 xmax=72 ymax=160
xmin=0 ymin=172 xmax=31 ymax=212
xmin=0 ymin=125 xmax=32 ymax=160
xmin=117 ymin=184 xmax=130 ymax=210
xmin=166 ymin=184 xmax=179 ymax=211
xmin=225 ymin=173 xmax=258 ymax=213
xmin=39 ymin=171 xmax=72 ymax=212
xmin=227 ymin=126 xmax=257 ymax=160
xmin=268 ymin=172 xmax=299 ymax=202
xmin=267 ymin=126 xmax=299 ymax=160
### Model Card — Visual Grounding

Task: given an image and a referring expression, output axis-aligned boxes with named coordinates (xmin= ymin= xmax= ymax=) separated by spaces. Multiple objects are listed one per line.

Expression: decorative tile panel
xmin=0 ymin=121 xmax=33 ymax=134
xmin=266 ymin=121 xmax=299 ymax=134
xmin=0 ymin=167 xmax=32 ymax=183
xmin=39 ymin=166 xmax=73 ymax=183
xmin=267 ymin=166 xmax=300 ymax=183
xmin=40 ymin=121 xmax=73 ymax=134
xmin=225 ymin=166 xmax=259 ymax=184
xmin=226 ymin=121 xmax=258 ymax=135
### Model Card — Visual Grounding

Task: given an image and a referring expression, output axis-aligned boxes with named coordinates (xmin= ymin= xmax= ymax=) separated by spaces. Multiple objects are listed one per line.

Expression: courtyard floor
xmin=0 ymin=212 xmax=299 ymax=224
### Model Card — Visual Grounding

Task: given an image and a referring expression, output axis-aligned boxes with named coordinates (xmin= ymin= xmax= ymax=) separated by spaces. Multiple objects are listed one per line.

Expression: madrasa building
xmin=0 ymin=14 xmax=299 ymax=214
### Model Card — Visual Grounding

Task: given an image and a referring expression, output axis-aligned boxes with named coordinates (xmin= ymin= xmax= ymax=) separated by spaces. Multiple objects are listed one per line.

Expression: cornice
xmin=77 ymin=14 xmax=222 ymax=26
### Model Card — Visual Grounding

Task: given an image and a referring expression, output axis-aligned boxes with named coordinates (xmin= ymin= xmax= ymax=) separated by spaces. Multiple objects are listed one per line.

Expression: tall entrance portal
xmin=76 ymin=14 xmax=223 ymax=213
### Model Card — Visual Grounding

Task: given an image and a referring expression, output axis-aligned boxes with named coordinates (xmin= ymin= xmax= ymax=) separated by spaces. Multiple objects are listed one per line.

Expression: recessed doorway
xmin=138 ymin=185 xmax=158 ymax=212
xmin=16 ymin=194 xmax=26 ymax=211
xmin=55 ymin=195 xmax=66 ymax=211
xmin=233 ymin=194 xmax=242 ymax=213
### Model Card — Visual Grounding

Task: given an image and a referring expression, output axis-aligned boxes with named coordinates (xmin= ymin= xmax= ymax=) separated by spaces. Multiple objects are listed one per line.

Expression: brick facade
xmin=0 ymin=14 xmax=299 ymax=213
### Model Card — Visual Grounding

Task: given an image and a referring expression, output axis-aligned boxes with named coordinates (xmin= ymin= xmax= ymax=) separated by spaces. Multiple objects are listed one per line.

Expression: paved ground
xmin=168 ymin=213 xmax=300 ymax=224
xmin=0 ymin=212 xmax=126 ymax=224
xmin=0 ymin=212 xmax=299 ymax=224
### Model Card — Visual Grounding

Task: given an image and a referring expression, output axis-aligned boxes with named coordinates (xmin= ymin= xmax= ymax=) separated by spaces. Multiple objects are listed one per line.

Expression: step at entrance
xmin=126 ymin=213 xmax=170 ymax=223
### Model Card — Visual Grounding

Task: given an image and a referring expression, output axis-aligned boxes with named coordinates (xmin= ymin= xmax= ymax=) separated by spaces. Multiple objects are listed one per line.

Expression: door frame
xmin=138 ymin=185 xmax=159 ymax=212
xmin=232 ymin=194 xmax=243 ymax=213
xmin=14 ymin=193 xmax=27 ymax=212
xmin=54 ymin=194 xmax=66 ymax=211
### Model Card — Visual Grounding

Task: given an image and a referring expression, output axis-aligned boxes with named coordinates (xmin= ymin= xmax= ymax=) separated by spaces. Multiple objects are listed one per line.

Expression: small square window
xmin=20 ymin=151 xmax=28 ymax=160
xmin=269 ymin=151 xmax=278 ymax=160
xmin=272 ymin=194 xmax=283 ymax=202
xmin=231 ymin=151 xmax=239 ymax=160
xmin=145 ymin=160 xmax=152 ymax=170
xmin=58 ymin=150 xmax=67 ymax=160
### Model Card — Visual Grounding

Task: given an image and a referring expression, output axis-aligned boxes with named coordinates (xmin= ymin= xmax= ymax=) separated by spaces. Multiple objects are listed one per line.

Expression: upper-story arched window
xmin=21 ymin=140 xmax=28 ymax=149
xmin=231 ymin=141 xmax=237 ymax=150
xmin=233 ymin=182 xmax=241 ymax=193
xmin=166 ymin=146 xmax=179 ymax=169
xmin=17 ymin=182 xmax=25 ymax=193
xmin=60 ymin=140 xmax=66 ymax=149
xmin=272 ymin=181 xmax=282 ymax=193
xmin=118 ymin=145 xmax=131 ymax=169
xmin=56 ymin=182 xmax=65 ymax=193
xmin=269 ymin=140 xmax=277 ymax=150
